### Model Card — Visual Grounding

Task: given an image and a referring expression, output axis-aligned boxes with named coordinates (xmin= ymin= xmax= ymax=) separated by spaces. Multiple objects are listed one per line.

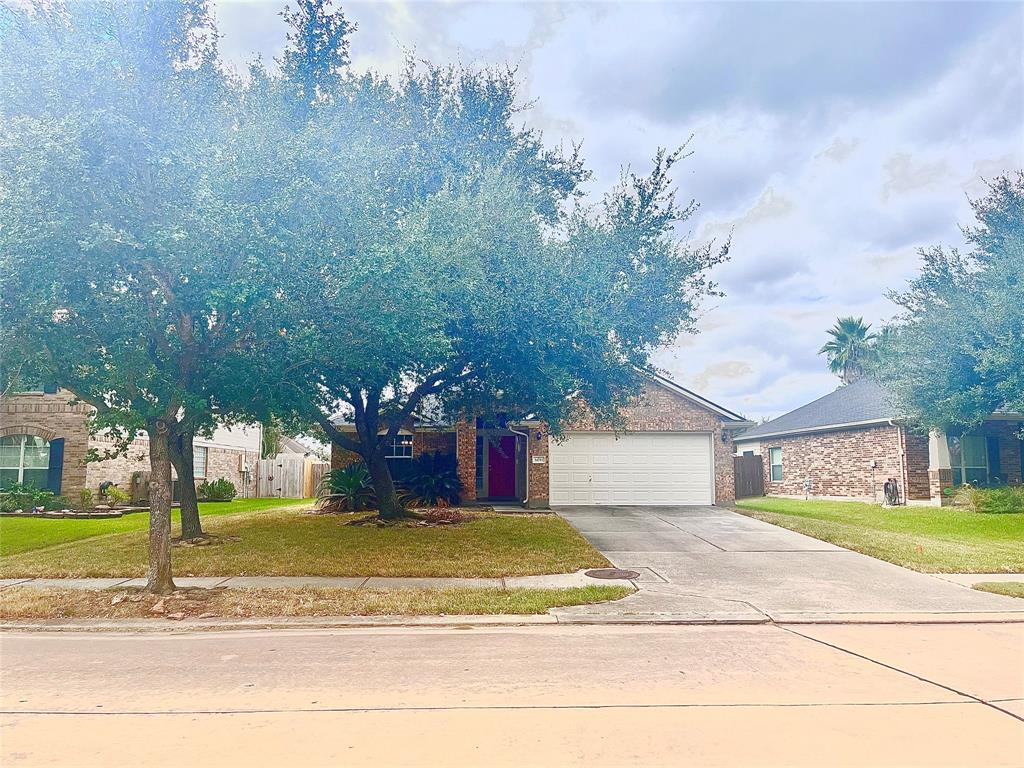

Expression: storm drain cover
xmin=585 ymin=568 xmax=640 ymax=580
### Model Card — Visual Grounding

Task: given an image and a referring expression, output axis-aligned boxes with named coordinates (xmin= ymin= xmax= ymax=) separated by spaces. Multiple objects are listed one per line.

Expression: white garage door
xmin=549 ymin=432 xmax=714 ymax=506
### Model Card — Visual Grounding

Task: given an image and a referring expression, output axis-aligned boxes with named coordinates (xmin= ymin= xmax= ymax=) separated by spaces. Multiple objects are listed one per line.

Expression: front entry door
xmin=486 ymin=435 xmax=518 ymax=498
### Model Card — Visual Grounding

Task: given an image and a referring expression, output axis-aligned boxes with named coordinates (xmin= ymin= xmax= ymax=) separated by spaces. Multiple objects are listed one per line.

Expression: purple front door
xmin=486 ymin=436 xmax=518 ymax=498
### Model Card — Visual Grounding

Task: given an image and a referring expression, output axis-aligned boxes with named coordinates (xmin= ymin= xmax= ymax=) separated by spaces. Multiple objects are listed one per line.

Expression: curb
xmin=4 ymin=610 xmax=1024 ymax=634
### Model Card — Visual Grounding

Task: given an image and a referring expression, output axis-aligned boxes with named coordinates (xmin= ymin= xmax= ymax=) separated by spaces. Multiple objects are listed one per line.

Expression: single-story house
xmin=733 ymin=378 xmax=1024 ymax=505
xmin=331 ymin=374 xmax=753 ymax=508
xmin=0 ymin=389 xmax=262 ymax=499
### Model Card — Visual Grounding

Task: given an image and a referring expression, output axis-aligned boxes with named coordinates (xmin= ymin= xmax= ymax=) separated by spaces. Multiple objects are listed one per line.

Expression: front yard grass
xmin=0 ymin=584 xmax=633 ymax=619
xmin=0 ymin=508 xmax=610 ymax=578
xmin=0 ymin=498 xmax=313 ymax=557
xmin=973 ymin=582 xmax=1024 ymax=599
xmin=735 ymin=497 xmax=1024 ymax=573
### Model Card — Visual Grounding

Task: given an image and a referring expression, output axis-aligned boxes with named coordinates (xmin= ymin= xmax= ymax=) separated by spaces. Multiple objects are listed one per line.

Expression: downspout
xmin=507 ymin=425 xmax=530 ymax=506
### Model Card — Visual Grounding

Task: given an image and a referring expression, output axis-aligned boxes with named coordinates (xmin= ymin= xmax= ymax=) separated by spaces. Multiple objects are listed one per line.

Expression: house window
xmin=384 ymin=434 xmax=413 ymax=459
xmin=193 ymin=446 xmax=208 ymax=479
xmin=769 ymin=447 xmax=783 ymax=482
xmin=948 ymin=435 xmax=988 ymax=485
xmin=0 ymin=435 xmax=50 ymax=488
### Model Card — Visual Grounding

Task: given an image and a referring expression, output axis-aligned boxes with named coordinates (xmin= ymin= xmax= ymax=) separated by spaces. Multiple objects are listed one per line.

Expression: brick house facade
xmin=329 ymin=376 xmax=749 ymax=508
xmin=735 ymin=379 xmax=1023 ymax=505
xmin=749 ymin=424 xmax=932 ymax=503
xmin=1 ymin=390 xmax=260 ymax=500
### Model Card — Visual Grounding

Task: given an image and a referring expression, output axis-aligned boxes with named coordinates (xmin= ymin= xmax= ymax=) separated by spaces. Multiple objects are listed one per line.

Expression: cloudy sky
xmin=214 ymin=0 xmax=1023 ymax=420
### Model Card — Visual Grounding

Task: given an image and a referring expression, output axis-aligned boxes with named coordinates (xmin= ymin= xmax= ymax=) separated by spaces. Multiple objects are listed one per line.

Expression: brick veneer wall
xmin=903 ymin=429 xmax=932 ymax=501
xmin=87 ymin=434 xmax=258 ymax=499
xmin=760 ymin=424 xmax=907 ymax=502
xmin=204 ymin=445 xmax=260 ymax=498
xmin=984 ymin=421 xmax=1023 ymax=485
xmin=329 ymin=430 xmax=458 ymax=470
xmin=0 ymin=390 xmax=90 ymax=495
xmin=455 ymin=421 xmax=477 ymax=503
xmin=562 ymin=380 xmax=739 ymax=504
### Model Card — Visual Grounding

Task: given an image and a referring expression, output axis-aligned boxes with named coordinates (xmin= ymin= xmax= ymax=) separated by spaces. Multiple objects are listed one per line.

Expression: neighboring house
xmin=331 ymin=374 xmax=752 ymax=508
xmin=0 ymin=389 xmax=262 ymax=499
xmin=734 ymin=378 xmax=1024 ymax=505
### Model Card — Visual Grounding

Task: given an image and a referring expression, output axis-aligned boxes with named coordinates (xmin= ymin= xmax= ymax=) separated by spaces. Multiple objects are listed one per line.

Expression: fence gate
xmin=734 ymin=454 xmax=765 ymax=499
xmin=257 ymin=458 xmax=305 ymax=498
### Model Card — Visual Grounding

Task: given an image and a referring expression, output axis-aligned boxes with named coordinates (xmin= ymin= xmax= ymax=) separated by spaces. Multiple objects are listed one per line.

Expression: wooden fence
xmin=733 ymin=454 xmax=765 ymax=499
xmin=256 ymin=458 xmax=330 ymax=498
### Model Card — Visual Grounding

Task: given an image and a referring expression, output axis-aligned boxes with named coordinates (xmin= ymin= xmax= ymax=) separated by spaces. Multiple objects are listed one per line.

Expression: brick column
xmin=525 ymin=425 xmax=550 ymax=509
xmin=455 ymin=420 xmax=477 ymax=503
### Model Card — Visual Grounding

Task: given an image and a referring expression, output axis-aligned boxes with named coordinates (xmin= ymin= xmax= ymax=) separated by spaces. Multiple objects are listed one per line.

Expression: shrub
xmin=951 ymin=484 xmax=1024 ymax=514
xmin=0 ymin=482 xmax=65 ymax=511
xmin=318 ymin=464 xmax=375 ymax=512
xmin=198 ymin=478 xmax=237 ymax=501
xmin=397 ymin=452 xmax=463 ymax=507
xmin=79 ymin=488 xmax=95 ymax=510
xmin=106 ymin=485 xmax=131 ymax=506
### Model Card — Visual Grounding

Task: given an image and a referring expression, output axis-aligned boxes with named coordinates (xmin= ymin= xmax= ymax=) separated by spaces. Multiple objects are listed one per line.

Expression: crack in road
xmin=1 ymin=699 xmax=982 ymax=717
xmin=777 ymin=625 xmax=1024 ymax=724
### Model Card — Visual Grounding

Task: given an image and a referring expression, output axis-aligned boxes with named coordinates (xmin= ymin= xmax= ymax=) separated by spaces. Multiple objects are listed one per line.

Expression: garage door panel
xmin=549 ymin=432 xmax=713 ymax=506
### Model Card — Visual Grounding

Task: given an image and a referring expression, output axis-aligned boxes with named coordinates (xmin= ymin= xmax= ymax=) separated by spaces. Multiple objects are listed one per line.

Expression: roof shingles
xmin=738 ymin=378 xmax=897 ymax=440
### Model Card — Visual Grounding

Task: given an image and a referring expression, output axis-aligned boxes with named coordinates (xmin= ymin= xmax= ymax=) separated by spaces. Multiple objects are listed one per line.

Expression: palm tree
xmin=819 ymin=316 xmax=877 ymax=384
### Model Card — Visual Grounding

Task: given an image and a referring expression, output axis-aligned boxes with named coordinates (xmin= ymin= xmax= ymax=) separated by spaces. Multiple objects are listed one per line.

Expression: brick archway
xmin=0 ymin=425 xmax=57 ymax=441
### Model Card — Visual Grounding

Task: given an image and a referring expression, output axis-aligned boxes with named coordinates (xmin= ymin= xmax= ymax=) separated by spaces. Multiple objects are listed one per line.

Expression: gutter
xmin=737 ymin=417 xmax=894 ymax=442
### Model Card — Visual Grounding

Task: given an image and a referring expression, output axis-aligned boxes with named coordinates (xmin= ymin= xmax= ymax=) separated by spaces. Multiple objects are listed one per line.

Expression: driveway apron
xmin=554 ymin=505 xmax=1024 ymax=623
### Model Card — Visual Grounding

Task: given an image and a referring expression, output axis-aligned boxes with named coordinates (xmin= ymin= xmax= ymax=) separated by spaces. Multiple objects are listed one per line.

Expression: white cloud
xmin=213 ymin=1 xmax=1023 ymax=420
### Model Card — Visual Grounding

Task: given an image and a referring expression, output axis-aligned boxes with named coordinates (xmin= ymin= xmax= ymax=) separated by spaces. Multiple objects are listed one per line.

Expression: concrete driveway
xmin=555 ymin=505 xmax=1024 ymax=623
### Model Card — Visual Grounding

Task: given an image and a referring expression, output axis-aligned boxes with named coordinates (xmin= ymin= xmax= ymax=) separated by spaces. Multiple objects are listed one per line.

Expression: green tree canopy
xmin=874 ymin=172 xmax=1024 ymax=432
xmin=0 ymin=0 xmax=293 ymax=588
xmin=261 ymin=47 xmax=727 ymax=516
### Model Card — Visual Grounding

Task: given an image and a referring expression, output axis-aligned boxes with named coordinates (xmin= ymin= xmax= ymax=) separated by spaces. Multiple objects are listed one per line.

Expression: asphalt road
xmin=3 ymin=623 xmax=1022 ymax=767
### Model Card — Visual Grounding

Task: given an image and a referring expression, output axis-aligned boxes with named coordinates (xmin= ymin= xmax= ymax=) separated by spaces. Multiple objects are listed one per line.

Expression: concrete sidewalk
xmin=0 ymin=569 xmax=635 ymax=592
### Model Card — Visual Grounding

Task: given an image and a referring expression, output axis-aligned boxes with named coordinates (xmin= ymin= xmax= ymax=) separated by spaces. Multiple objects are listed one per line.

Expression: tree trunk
xmin=365 ymin=449 xmax=405 ymax=520
xmin=169 ymin=429 xmax=204 ymax=540
xmin=146 ymin=421 xmax=176 ymax=594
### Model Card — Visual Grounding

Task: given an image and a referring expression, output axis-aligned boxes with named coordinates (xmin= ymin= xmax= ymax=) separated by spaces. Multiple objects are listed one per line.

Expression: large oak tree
xmin=0 ymin=1 xmax=290 ymax=590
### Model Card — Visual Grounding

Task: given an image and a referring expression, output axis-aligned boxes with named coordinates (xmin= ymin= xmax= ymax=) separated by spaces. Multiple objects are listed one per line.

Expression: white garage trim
xmin=549 ymin=431 xmax=716 ymax=506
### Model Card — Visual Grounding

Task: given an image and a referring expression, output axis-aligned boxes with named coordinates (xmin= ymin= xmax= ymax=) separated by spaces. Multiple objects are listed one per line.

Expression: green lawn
xmin=0 ymin=507 xmax=610 ymax=578
xmin=0 ymin=498 xmax=313 ymax=557
xmin=735 ymin=497 xmax=1024 ymax=573
xmin=973 ymin=582 xmax=1024 ymax=599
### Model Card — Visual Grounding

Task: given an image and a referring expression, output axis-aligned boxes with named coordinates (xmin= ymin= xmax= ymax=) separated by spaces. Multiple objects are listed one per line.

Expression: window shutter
xmin=47 ymin=438 xmax=65 ymax=494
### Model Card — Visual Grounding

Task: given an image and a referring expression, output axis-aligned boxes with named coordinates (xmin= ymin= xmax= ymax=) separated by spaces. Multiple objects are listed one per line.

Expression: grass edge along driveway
xmin=735 ymin=497 xmax=1024 ymax=574
xmin=0 ymin=507 xmax=611 ymax=579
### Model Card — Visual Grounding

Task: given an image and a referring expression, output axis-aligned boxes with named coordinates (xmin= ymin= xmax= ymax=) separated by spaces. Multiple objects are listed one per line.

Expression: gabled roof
xmin=645 ymin=371 xmax=752 ymax=424
xmin=737 ymin=377 xmax=896 ymax=441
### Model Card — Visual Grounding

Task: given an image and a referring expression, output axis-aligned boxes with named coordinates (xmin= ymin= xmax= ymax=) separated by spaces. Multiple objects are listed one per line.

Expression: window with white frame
xmin=948 ymin=435 xmax=987 ymax=485
xmin=769 ymin=447 xmax=783 ymax=482
xmin=0 ymin=435 xmax=50 ymax=488
xmin=193 ymin=445 xmax=209 ymax=479
xmin=384 ymin=434 xmax=413 ymax=459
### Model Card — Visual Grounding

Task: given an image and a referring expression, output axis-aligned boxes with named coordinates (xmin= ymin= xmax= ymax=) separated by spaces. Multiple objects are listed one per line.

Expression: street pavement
xmin=2 ymin=623 xmax=1022 ymax=766
xmin=553 ymin=506 xmax=1024 ymax=622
